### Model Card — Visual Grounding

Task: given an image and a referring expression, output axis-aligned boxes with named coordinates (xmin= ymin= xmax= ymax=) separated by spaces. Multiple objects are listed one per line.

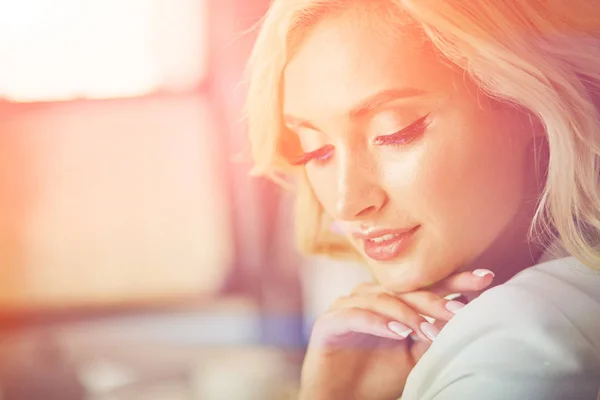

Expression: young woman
xmin=245 ymin=0 xmax=600 ymax=398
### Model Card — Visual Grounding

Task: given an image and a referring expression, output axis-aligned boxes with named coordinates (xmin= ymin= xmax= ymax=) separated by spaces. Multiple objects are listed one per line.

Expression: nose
xmin=334 ymin=151 xmax=387 ymax=221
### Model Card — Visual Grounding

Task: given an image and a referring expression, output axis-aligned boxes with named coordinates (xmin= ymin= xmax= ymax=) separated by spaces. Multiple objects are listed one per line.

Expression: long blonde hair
xmin=244 ymin=0 xmax=600 ymax=269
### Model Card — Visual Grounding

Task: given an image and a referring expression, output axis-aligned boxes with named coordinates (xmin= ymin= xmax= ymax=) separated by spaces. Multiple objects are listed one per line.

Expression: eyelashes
xmin=290 ymin=113 xmax=431 ymax=166
xmin=373 ymin=113 xmax=430 ymax=146
xmin=290 ymin=144 xmax=334 ymax=166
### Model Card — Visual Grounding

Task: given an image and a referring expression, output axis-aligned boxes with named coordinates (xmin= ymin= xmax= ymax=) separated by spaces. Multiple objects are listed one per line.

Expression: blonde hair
xmin=244 ymin=0 xmax=600 ymax=269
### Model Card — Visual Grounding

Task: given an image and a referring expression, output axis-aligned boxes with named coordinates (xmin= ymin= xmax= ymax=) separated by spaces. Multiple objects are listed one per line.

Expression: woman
xmin=245 ymin=0 xmax=600 ymax=399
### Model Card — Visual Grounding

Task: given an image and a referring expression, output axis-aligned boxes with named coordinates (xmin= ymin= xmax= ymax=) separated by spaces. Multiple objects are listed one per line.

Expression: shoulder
xmin=474 ymin=256 xmax=600 ymax=334
xmin=403 ymin=257 xmax=600 ymax=400
xmin=510 ymin=255 xmax=600 ymax=302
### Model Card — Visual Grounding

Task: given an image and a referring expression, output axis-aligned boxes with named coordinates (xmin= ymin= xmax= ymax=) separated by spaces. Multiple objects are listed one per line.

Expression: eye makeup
xmin=290 ymin=144 xmax=335 ymax=166
xmin=373 ymin=113 xmax=431 ymax=146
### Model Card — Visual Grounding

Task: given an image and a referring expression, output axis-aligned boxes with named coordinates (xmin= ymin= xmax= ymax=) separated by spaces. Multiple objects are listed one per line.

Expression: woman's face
xmin=283 ymin=9 xmax=544 ymax=292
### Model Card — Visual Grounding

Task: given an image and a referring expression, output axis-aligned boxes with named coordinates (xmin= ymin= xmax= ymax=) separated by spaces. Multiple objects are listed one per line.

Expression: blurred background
xmin=0 ymin=1 xmax=372 ymax=399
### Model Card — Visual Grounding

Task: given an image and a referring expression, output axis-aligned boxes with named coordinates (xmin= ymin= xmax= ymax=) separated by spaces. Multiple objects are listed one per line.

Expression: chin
xmin=373 ymin=266 xmax=429 ymax=293
xmin=377 ymin=259 xmax=457 ymax=294
xmin=382 ymin=280 xmax=425 ymax=294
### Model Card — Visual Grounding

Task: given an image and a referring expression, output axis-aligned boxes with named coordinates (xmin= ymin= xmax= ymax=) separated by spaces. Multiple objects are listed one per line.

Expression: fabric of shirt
xmin=401 ymin=254 xmax=600 ymax=400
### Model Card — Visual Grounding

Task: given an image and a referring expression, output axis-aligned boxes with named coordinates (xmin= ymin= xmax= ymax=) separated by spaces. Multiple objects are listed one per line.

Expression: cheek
xmin=305 ymin=166 xmax=338 ymax=216
xmin=415 ymin=124 xmax=528 ymax=250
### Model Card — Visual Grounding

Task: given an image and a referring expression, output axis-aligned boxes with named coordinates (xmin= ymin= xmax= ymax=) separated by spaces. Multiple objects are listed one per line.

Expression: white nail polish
xmin=420 ymin=322 xmax=440 ymax=341
xmin=388 ymin=321 xmax=413 ymax=338
xmin=473 ymin=269 xmax=495 ymax=278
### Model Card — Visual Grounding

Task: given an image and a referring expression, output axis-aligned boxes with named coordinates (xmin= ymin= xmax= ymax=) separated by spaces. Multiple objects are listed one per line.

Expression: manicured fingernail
xmin=445 ymin=300 xmax=466 ymax=314
xmin=473 ymin=269 xmax=495 ymax=278
xmin=420 ymin=322 xmax=440 ymax=341
xmin=388 ymin=321 xmax=413 ymax=338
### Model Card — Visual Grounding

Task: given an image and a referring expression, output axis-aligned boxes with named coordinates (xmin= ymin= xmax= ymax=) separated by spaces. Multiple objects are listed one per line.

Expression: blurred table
xmin=0 ymin=297 xmax=304 ymax=400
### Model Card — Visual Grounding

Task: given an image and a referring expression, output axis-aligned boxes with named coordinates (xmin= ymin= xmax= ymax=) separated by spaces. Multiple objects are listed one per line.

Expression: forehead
xmin=282 ymin=9 xmax=454 ymax=119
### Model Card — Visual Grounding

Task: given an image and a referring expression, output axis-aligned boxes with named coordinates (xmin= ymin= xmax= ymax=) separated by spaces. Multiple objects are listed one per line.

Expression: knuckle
xmin=329 ymin=295 xmax=350 ymax=309
xmin=313 ymin=309 xmax=344 ymax=330
xmin=374 ymin=291 xmax=392 ymax=302
xmin=347 ymin=308 xmax=378 ymax=325
xmin=311 ymin=316 xmax=328 ymax=335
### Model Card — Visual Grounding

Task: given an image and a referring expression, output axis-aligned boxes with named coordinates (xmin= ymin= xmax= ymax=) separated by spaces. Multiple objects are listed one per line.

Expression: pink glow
xmin=0 ymin=0 xmax=208 ymax=102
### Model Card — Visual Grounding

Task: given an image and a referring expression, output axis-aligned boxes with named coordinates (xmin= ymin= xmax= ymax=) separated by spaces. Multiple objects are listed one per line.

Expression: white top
xmin=402 ymin=252 xmax=600 ymax=399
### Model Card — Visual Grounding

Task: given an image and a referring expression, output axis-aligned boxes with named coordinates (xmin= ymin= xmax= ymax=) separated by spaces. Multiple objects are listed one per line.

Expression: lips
xmin=355 ymin=226 xmax=420 ymax=261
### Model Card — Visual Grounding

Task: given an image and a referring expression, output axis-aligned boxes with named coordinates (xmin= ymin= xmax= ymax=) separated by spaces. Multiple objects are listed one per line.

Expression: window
xmin=0 ymin=0 xmax=207 ymax=102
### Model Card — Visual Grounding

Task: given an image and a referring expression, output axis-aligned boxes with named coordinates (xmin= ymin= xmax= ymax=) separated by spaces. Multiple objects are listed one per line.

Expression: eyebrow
xmin=284 ymin=87 xmax=427 ymax=131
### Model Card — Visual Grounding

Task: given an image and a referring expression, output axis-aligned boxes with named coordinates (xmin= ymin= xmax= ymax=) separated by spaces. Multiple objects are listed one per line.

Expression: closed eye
xmin=289 ymin=113 xmax=430 ymax=166
xmin=290 ymin=144 xmax=335 ymax=166
xmin=373 ymin=113 xmax=431 ymax=146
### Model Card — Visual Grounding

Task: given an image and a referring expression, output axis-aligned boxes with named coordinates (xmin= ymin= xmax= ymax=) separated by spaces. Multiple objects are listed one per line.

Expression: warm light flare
xmin=0 ymin=0 xmax=207 ymax=102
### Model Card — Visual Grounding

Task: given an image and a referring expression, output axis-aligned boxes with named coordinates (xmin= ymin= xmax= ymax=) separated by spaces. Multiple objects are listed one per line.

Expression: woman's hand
xmin=299 ymin=269 xmax=495 ymax=400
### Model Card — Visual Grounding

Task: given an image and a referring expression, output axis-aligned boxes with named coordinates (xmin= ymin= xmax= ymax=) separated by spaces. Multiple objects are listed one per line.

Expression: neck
xmin=463 ymin=136 xmax=550 ymax=302
xmin=463 ymin=240 xmax=545 ymax=303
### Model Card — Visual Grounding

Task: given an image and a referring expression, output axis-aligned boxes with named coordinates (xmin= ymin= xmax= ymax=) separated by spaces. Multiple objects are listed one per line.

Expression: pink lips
xmin=353 ymin=226 xmax=420 ymax=262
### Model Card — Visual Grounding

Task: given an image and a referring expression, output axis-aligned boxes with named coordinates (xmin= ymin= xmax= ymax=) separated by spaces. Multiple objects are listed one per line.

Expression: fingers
xmin=332 ymin=293 xmax=427 ymax=334
xmin=330 ymin=292 xmax=442 ymax=342
xmin=426 ymin=269 xmax=495 ymax=297
xmin=346 ymin=284 xmax=467 ymax=324
xmin=313 ymin=268 xmax=496 ymax=349
xmin=352 ymin=268 xmax=495 ymax=298
xmin=311 ymin=307 xmax=413 ymax=349
xmin=396 ymin=290 xmax=463 ymax=322
xmin=394 ymin=269 xmax=495 ymax=322
xmin=410 ymin=320 xmax=446 ymax=360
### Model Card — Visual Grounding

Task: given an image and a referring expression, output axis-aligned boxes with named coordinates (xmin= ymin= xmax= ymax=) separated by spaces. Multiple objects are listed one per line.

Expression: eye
xmin=373 ymin=113 xmax=431 ymax=146
xmin=290 ymin=144 xmax=335 ymax=166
